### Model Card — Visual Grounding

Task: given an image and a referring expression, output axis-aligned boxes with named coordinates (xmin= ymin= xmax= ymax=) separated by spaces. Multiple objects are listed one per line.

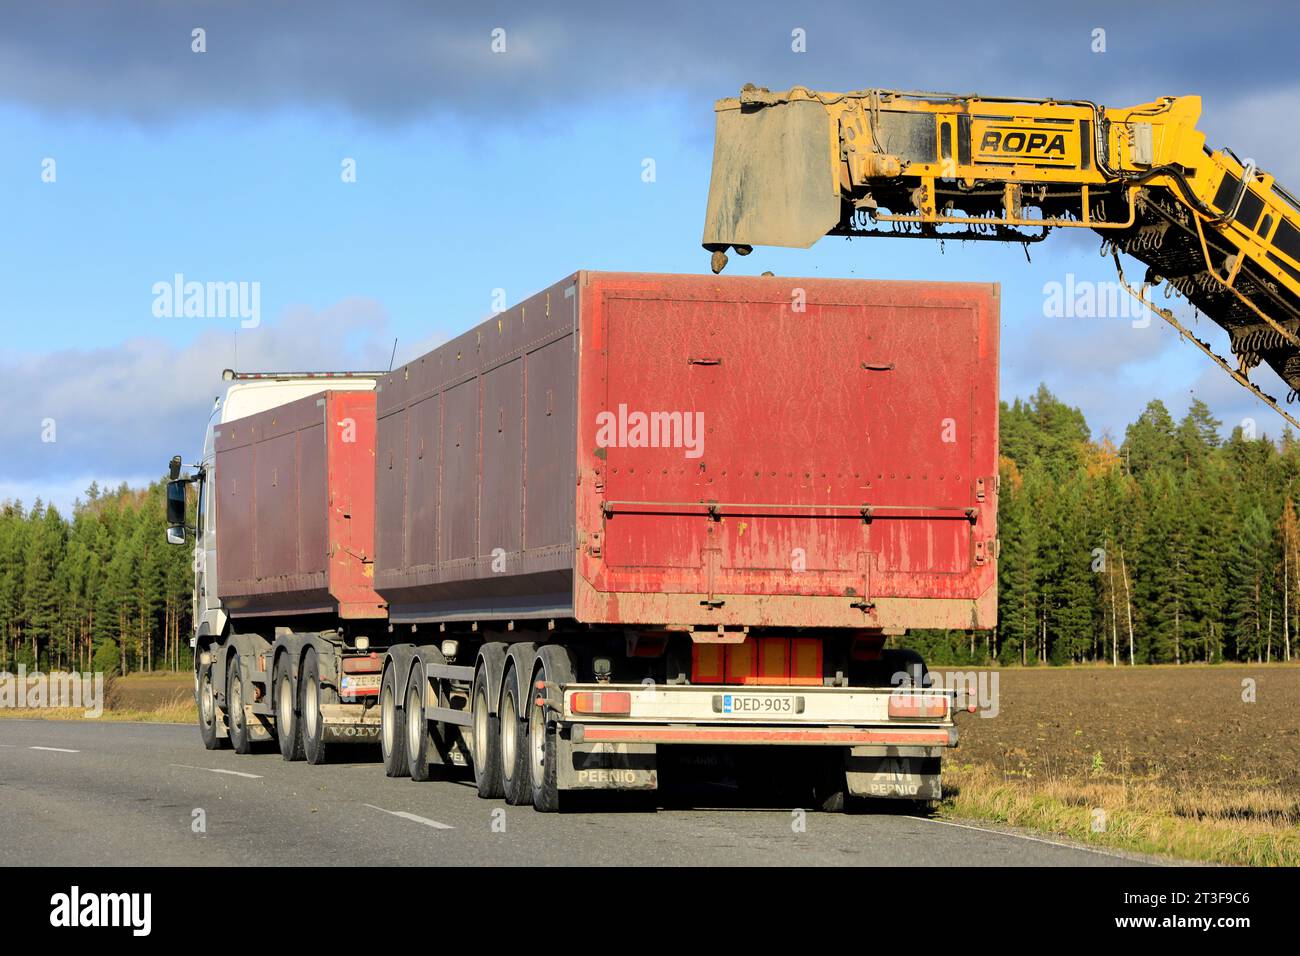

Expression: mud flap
xmin=241 ymin=705 xmax=275 ymax=742
xmin=845 ymin=745 xmax=943 ymax=800
xmin=320 ymin=703 xmax=382 ymax=744
xmin=557 ymin=733 xmax=657 ymax=791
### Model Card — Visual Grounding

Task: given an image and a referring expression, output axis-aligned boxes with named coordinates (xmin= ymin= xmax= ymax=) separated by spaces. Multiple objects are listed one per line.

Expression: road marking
xmin=911 ymin=815 xmax=1154 ymax=863
xmin=170 ymin=763 xmax=263 ymax=779
xmin=29 ymin=746 xmax=80 ymax=753
xmin=364 ymin=803 xmax=454 ymax=830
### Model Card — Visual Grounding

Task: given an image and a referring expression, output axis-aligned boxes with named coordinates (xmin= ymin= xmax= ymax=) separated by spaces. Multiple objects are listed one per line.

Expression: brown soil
xmin=943 ymin=664 xmax=1300 ymax=791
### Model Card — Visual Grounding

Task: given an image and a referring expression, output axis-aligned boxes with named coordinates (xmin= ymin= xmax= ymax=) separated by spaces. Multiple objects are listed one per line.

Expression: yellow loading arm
xmin=702 ymin=85 xmax=1300 ymax=426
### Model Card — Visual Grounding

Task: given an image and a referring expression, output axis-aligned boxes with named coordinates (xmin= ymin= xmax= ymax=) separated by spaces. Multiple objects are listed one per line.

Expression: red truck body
xmin=373 ymin=271 xmax=998 ymax=633
xmin=214 ymin=390 xmax=384 ymax=620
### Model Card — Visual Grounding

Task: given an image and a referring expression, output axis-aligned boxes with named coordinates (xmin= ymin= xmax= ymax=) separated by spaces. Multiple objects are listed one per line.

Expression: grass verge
xmin=941 ymin=763 xmax=1300 ymax=866
xmin=0 ymin=690 xmax=196 ymax=724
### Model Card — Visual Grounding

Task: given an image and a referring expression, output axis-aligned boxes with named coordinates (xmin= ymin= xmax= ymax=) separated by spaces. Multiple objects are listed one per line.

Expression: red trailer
xmin=370 ymin=271 xmax=997 ymax=809
xmin=373 ymin=272 xmax=997 ymax=632
xmin=215 ymin=389 xmax=384 ymax=621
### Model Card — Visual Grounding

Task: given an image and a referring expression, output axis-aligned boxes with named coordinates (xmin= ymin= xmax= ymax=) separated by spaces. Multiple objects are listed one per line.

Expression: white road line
xmin=364 ymin=803 xmax=454 ymax=830
xmin=170 ymin=763 xmax=263 ymax=780
xmin=29 ymin=746 xmax=80 ymax=753
xmin=912 ymin=815 xmax=1155 ymax=863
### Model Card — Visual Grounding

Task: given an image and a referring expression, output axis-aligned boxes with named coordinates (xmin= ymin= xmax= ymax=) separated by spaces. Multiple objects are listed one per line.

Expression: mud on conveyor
xmin=1102 ymin=186 xmax=1300 ymax=402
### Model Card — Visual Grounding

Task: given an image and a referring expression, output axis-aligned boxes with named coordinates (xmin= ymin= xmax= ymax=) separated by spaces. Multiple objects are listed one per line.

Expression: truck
xmin=167 ymin=271 xmax=998 ymax=811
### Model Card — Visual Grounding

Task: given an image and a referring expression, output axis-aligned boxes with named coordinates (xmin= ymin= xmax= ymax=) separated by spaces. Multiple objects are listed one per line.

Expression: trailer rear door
xmin=588 ymin=274 xmax=998 ymax=625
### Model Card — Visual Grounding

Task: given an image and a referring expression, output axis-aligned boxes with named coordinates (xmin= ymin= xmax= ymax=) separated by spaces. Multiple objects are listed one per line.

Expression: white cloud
xmin=0 ymin=298 xmax=433 ymax=502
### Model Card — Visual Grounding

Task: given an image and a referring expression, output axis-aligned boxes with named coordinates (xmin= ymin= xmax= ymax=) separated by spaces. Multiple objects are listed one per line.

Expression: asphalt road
xmin=0 ymin=719 xmax=1148 ymax=866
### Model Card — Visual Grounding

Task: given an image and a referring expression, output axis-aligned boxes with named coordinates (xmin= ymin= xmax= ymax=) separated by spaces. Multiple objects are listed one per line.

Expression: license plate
xmin=340 ymin=673 xmax=381 ymax=694
xmin=713 ymin=693 xmax=803 ymax=715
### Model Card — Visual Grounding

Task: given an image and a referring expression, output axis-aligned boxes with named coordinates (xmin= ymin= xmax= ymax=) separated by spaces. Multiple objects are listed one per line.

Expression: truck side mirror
xmin=166 ymin=479 xmax=187 ymax=544
xmin=169 ymin=455 xmax=183 ymax=480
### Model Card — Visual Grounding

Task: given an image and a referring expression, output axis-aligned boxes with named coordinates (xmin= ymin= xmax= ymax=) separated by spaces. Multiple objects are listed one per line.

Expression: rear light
xmin=887 ymin=692 xmax=948 ymax=720
xmin=850 ymin=633 xmax=884 ymax=662
xmin=569 ymin=691 xmax=632 ymax=716
xmin=341 ymin=653 xmax=383 ymax=674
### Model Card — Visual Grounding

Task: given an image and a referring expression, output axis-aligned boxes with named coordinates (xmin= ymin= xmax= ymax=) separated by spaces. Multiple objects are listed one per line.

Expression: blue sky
xmin=2 ymin=1 xmax=1299 ymax=512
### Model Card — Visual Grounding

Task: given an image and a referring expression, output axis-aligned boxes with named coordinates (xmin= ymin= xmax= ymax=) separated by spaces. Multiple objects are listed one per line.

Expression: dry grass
xmin=0 ymin=693 xmax=196 ymax=724
xmin=942 ymin=763 xmax=1300 ymax=866
xmin=0 ymin=672 xmax=195 ymax=724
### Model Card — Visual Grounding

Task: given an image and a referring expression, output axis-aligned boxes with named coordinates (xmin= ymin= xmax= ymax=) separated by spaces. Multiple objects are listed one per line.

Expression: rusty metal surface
xmin=573 ymin=272 xmax=999 ymax=632
xmin=215 ymin=391 xmax=385 ymax=619
xmin=374 ymin=271 xmax=997 ymax=633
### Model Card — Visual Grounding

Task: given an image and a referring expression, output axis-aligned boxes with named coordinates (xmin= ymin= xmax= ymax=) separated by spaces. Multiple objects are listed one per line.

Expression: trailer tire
xmin=301 ymin=649 xmax=335 ymax=765
xmin=471 ymin=664 xmax=504 ymax=799
xmin=529 ymin=644 xmax=575 ymax=812
xmin=813 ymin=751 xmax=866 ymax=814
xmin=226 ymin=655 xmax=253 ymax=755
xmin=275 ymin=655 xmax=305 ymax=761
xmin=406 ymin=649 xmax=445 ymax=782
xmin=878 ymin=648 xmax=929 ymax=688
xmin=380 ymin=663 xmax=409 ymax=777
xmin=499 ymin=646 xmax=536 ymax=806
xmin=197 ymin=656 xmax=226 ymax=751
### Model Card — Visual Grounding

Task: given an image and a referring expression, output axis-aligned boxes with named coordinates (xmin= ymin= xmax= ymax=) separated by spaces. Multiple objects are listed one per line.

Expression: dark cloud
xmin=2 ymin=1 xmax=1297 ymax=125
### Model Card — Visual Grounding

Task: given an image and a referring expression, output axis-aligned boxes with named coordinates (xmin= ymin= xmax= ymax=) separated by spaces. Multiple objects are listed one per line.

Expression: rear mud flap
xmin=241 ymin=705 xmax=274 ymax=742
xmin=557 ymin=734 xmax=657 ymax=791
xmin=845 ymin=745 xmax=943 ymax=800
xmin=319 ymin=703 xmax=381 ymax=744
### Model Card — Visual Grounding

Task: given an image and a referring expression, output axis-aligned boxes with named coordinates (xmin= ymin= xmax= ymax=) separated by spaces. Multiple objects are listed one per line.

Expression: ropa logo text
xmin=973 ymin=122 xmax=1073 ymax=165
xmin=595 ymin=404 xmax=705 ymax=459
xmin=979 ymin=130 xmax=1066 ymax=155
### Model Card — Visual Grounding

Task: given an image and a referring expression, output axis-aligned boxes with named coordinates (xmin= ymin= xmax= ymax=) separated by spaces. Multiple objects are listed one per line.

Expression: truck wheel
xmin=380 ymin=663 xmax=409 ymax=777
xmin=197 ymin=657 xmax=227 ymax=750
xmin=470 ymin=664 xmax=503 ymax=799
xmin=879 ymin=648 xmax=929 ymax=688
xmin=301 ymin=649 xmax=335 ymax=765
xmin=499 ymin=658 xmax=532 ymax=805
xmin=529 ymin=645 xmax=575 ymax=812
xmin=813 ymin=751 xmax=866 ymax=814
xmin=405 ymin=652 xmax=442 ymax=783
xmin=275 ymin=656 xmax=304 ymax=762
xmin=226 ymin=655 xmax=252 ymax=755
